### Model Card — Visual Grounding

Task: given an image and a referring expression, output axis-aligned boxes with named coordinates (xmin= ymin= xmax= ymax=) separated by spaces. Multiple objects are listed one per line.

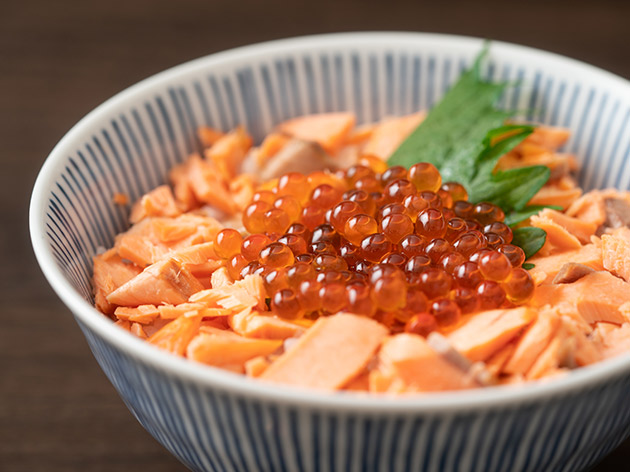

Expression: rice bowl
xmin=30 ymin=32 xmax=630 ymax=471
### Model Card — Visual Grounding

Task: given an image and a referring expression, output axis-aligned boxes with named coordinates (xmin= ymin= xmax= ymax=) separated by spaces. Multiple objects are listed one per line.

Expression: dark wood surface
xmin=2 ymin=0 xmax=629 ymax=470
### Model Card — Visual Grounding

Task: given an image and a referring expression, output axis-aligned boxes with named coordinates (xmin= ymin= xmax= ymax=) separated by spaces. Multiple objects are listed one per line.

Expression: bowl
xmin=30 ymin=32 xmax=630 ymax=472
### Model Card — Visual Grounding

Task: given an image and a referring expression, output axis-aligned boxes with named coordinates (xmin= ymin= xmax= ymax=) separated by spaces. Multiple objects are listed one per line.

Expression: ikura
xmin=229 ymin=166 xmax=531 ymax=328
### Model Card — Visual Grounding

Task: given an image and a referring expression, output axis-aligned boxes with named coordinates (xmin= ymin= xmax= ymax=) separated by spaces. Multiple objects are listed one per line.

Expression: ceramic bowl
xmin=31 ymin=32 xmax=630 ymax=471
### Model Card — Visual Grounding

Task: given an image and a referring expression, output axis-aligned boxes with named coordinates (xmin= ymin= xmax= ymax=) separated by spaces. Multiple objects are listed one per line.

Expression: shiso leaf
xmin=388 ymin=47 xmax=552 ymax=258
xmin=512 ymin=227 xmax=547 ymax=260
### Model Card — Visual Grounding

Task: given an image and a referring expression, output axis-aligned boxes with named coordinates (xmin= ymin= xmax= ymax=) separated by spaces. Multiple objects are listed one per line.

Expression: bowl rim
xmin=30 ymin=31 xmax=630 ymax=413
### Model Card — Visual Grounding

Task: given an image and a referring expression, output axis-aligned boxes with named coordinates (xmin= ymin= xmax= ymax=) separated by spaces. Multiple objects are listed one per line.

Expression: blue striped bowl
xmin=30 ymin=33 xmax=630 ymax=471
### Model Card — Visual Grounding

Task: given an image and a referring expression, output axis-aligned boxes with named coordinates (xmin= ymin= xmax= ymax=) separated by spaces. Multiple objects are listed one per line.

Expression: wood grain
xmin=2 ymin=0 xmax=629 ymax=470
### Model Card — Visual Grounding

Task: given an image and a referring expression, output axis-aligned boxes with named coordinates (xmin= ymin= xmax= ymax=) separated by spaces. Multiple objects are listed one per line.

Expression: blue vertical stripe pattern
xmin=36 ymin=39 xmax=630 ymax=472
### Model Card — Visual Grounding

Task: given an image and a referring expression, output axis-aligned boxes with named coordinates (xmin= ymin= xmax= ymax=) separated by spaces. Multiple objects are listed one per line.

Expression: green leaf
xmin=478 ymin=125 xmax=535 ymax=165
xmin=469 ymin=165 xmax=550 ymax=211
xmin=388 ymin=54 xmax=509 ymax=183
xmin=387 ymin=47 xmax=552 ymax=258
xmin=505 ymin=205 xmax=563 ymax=227
xmin=522 ymin=262 xmax=535 ymax=270
xmin=512 ymin=227 xmax=546 ymax=259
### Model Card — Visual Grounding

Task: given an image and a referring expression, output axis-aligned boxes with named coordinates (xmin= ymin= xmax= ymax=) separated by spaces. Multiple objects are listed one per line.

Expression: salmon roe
xmin=230 ymin=166 xmax=533 ymax=332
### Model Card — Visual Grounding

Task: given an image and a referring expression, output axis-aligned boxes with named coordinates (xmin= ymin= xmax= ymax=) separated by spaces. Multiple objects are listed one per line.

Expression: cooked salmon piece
xmin=186 ymin=329 xmax=282 ymax=368
xmin=346 ymin=123 xmax=376 ymax=145
xmin=362 ymin=112 xmax=426 ymax=160
xmin=107 ymin=258 xmax=204 ymax=307
xmin=114 ymin=319 xmax=132 ymax=331
xmin=114 ymin=304 xmax=160 ymax=324
xmin=525 ymin=326 xmax=572 ymax=380
xmin=529 ymin=182 xmax=582 ymax=210
xmin=447 ymin=307 xmax=537 ymax=362
xmin=93 ymin=249 xmax=142 ymax=314
xmin=565 ymin=191 xmax=608 ymax=227
xmin=572 ymin=330 xmax=602 ymax=366
xmin=185 ymin=261 xmax=225 ymax=280
xmin=222 ymin=275 xmax=267 ymax=311
xmin=112 ymin=192 xmax=129 ymax=206
xmin=244 ymin=355 xmax=271 ymax=377
xmin=205 ymin=126 xmax=253 ymax=180
xmin=210 ymin=267 xmax=233 ymax=289
xmin=229 ymin=174 xmax=256 ymax=211
xmin=601 ymin=227 xmax=630 ymax=282
xmin=592 ymin=321 xmax=620 ymax=341
xmin=150 ymin=217 xmax=198 ymax=243
xmin=334 ymin=144 xmax=361 ymax=169
xmin=426 ymin=332 xmax=495 ymax=385
xmin=190 ymin=274 xmax=266 ymax=311
xmin=260 ymin=313 xmax=388 ymax=390
xmin=169 ymin=160 xmax=199 ymax=212
xmin=525 ymin=126 xmax=571 ymax=150
xmin=255 ymin=132 xmax=290 ymax=167
xmin=342 ymin=370 xmax=371 ymax=391
xmin=186 ymin=154 xmax=237 ymax=215
xmin=498 ymin=148 xmax=577 ymax=182
xmin=516 ymin=141 xmax=549 ymax=158
xmin=530 ymin=213 xmax=582 ymax=255
xmin=551 ymin=302 xmax=593 ymax=334
xmin=503 ymin=308 xmax=560 ymax=375
xmin=525 ymin=153 xmax=577 ymax=182
xmin=148 ymin=312 xmax=202 ymax=356
xmin=113 ymin=214 xmax=222 ymax=269
xmin=158 ymin=302 xmax=206 ymax=319
xmin=253 ymin=139 xmax=334 ymax=182
xmin=168 ymin=241 xmax=218 ymax=264
xmin=115 ymin=233 xmax=168 ymax=268
xmin=484 ymin=342 xmax=517 ymax=377
xmin=198 ymin=316 xmax=231 ymax=331
xmin=229 ymin=309 xmax=306 ymax=340
xmin=552 ymin=263 xmax=596 ymax=284
xmin=536 ymin=208 xmax=597 ymax=244
xmin=197 ymin=126 xmax=225 ymax=149
xmin=151 ymin=214 xmax=223 ymax=245
xmin=170 ymin=214 xmax=223 ymax=247
xmin=129 ymin=185 xmax=181 ymax=224
xmin=530 ymin=271 xmax=630 ymax=325
xmin=596 ymin=323 xmax=630 ymax=359
xmin=130 ymin=322 xmax=148 ymax=339
xmin=370 ymin=333 xmax=480 ymax=393
xmin=566 ymin=189 xmax=630 ymax=230
xmin=528 ymin=243 xmax=603 ymax=285
xmin=523 ymin=314 xmax=593 ymax=380
xmin=168 ymin=242 xmax=223 ymax=278
xmin=277 ymin=112 xmax=356 ymax=154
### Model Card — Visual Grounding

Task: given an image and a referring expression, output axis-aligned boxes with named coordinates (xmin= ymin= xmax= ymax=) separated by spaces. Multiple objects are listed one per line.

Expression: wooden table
xmin=3 ymin=0 xmax=629 ymax=470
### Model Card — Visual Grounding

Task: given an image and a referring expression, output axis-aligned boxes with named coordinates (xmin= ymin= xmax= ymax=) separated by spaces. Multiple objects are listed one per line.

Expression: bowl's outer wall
xmin=34 ymin=34 xmax=630 ymax=471
xmin=80 ymin=318 xmax=630 ymax=472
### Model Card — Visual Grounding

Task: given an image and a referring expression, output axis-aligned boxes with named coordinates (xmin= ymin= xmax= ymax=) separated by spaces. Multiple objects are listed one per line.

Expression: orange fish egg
xmin=243 ymin=201 xmax=272 ymax=233
xmin=259 ymin=242 xmax=295 ymax=268
xmin=214 ymin=228 xmax=243 ymax=259
xmin=502 ymin=267 xmax=535 ymax=304
xmin=441 ymin=182 xmax=469 ymax=202
xmin=408 ymin=162 xmax=442 ymax=192
xmin=277 ymin=172 xmax=311 ymax=204
xmin=330 ymin=201 xmax=363 ymax=233
xmin=241 ymin=233 xmax=272 ymax=261
xmin=344 ymin=214 xmax=378 ymax=246
xmin=379 ymin=165 xmax=408 ymax=185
